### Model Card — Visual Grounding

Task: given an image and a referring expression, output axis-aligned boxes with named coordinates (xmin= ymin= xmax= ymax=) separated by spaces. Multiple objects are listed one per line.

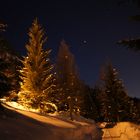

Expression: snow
xmin=1 ymin=101 xmax=140 ymax=140
xmin=102 ymin=122 xmax=140 ymax=140
xmin=0 ymin=102 xmax=102 ymax=140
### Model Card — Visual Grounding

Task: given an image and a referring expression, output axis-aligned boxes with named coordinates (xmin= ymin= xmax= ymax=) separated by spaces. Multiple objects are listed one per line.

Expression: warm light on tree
xmin=18 ymin=19 xmax=55 ymax=113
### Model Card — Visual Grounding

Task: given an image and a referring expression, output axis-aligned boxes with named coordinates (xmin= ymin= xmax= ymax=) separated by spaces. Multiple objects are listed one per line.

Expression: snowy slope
xmin=0 ymin=102 xmax=102 ymax=140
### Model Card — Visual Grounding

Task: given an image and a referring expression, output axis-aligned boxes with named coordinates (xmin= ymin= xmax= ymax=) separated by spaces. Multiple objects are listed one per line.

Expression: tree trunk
xmin=68 ymin=96 xmax=73 ymax=121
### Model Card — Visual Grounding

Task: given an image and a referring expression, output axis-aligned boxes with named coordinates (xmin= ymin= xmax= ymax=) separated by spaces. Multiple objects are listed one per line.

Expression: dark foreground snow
xmin=0 ymin=103 xmax=102 ymax=140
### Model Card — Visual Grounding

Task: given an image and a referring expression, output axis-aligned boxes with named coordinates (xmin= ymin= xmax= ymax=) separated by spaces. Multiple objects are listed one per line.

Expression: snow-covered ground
xmin=102 ymin=122 xmax=140 ymax=140
xmin=2 ymin=102 xmax=140 ymax=140
xmin=0 ymin=102 xmax=102 ymax=140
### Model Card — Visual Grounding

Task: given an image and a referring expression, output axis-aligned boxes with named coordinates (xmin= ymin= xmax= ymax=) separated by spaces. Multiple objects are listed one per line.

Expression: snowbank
xmin=0 ymin=102 xmax=102 ymax=140
xmin=102 ymin=122 xmax=140 ymax=140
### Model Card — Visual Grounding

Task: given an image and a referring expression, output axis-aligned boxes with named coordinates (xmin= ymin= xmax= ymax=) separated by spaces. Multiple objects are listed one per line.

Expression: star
xmin=83 ymin=40 xmax=87 ymax=44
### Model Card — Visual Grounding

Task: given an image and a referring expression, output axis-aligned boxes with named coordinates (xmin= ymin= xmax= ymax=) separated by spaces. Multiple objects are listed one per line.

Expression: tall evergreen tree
xmin=18 ymin=19 xmax=54 ymax=112
xmin=55 ymin=40 xmax=83 ymax=120
xmin=100 ymin=62 xmax=134 ymax=122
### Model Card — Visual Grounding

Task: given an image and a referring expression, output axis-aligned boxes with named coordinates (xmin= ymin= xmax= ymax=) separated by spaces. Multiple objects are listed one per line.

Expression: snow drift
xmin=102 ymin=122 xmax=140 ymax=140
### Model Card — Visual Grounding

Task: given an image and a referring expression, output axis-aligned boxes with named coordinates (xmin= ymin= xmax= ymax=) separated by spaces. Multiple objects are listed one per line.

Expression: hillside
xmin=0 ymin=102 xmax=102 ymax=140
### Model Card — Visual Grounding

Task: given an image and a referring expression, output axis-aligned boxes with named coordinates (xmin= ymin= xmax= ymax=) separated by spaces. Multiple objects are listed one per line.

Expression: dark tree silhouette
xmin=0 ymin=25 xmax=20 ymax=99
xmin=117 ymin=38 xmax=140 ymax=51
xmin=99 ymin=62 xmax=138 ymax=122
xmin=117 ymin=0 xmax=140 ymax=51
xmin=55 ymin=40 xmax=84 ymax=120
xmin=80 ymin=85 xmax=99 ymax=121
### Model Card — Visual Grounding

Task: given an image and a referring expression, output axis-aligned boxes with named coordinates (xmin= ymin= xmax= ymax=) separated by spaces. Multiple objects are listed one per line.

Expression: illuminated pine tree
xmin=19 ymin=19 xmax=54 ymax=112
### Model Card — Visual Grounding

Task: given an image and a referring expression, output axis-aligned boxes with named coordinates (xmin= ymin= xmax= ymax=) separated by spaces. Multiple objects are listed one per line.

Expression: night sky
xmin=1 ymin=0 xmax=140 ymax=97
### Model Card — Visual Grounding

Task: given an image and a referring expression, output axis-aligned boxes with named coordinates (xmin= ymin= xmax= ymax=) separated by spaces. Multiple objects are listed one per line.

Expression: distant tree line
xmin=0 ymin=19 xmax=140 ymax=123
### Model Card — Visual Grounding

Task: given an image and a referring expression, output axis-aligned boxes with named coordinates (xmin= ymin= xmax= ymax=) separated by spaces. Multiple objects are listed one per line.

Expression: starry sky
xmin=1 ymin=0 xmax=140 ymax=97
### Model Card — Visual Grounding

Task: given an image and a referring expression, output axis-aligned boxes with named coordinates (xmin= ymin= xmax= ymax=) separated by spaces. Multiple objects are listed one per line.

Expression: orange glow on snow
xmin=4 ymin=102 xmax=75 ymax=128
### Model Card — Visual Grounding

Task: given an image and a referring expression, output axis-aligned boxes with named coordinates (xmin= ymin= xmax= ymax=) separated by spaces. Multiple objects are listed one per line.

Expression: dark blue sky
xmin=1 ymin=0 xmax=140 ymax=97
